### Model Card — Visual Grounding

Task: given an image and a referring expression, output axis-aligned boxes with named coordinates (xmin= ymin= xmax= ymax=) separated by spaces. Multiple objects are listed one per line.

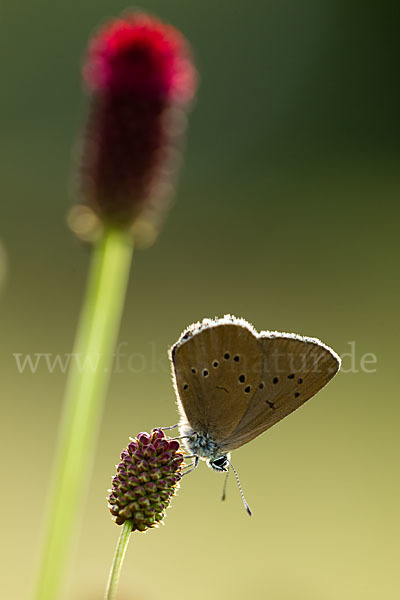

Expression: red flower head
xmin=108 ymin=428 xmax=184 ymax=531
xmin=79 ymin=13 xmax=196 ymax=233
xmin=84 ymin=14 xmax=195 ymax=103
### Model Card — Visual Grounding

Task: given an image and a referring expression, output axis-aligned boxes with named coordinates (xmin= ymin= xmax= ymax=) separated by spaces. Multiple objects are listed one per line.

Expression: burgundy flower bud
xmin=136 ymin=459 xmax=149 ymax=472
xmin=159 ymin=452 xmax=173 ymax=465
xmin=80 ymin=12 xmax=197 ymax=236
xmin=138 ymin=471 xmax=151 ymax=484
xmin=150 ymin=468 xmax=163 ymax=481
xmin=142 ymin=443 xmax=157 ymax=458
xmin=144 ymin=481 xmax=157 ymax=494
xmin=168 ymin=440 xmax=180 ymax=452
xmin=153 ymin=438 xmax=169 ymax=452
xmin=127 ymin=441 xmax=139 ymax=453
xmin=151 ymin=429 xmax=165 ymax=441
xmin=108 ymin=428 xmax=184 ymax=531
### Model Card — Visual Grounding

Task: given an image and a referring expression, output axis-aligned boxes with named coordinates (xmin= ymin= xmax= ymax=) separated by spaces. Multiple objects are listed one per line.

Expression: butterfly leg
xmin=158 ymin=424 xmax=179 ymax=430
xmin=181 ymin=455 xmax=199 ymax=477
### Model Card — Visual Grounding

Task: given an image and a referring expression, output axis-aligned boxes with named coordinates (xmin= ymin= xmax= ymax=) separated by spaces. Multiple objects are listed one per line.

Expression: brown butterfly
xmin=169 ymin=315 xmax=340 ymax=513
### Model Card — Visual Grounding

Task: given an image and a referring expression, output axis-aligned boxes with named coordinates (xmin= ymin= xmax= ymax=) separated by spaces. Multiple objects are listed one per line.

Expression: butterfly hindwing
xmin=221 ymin=332 xmax=340 ymax=452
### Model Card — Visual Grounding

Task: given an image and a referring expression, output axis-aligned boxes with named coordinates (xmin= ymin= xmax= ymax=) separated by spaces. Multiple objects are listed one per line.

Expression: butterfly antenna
xmin=221 ymin=470 xmax=229 ymax=502
xmin=226 ymin=458 xmax=252 ymax=516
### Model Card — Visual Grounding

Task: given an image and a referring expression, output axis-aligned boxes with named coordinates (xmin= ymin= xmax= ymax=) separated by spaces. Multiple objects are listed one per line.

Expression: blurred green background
xmin=1 ymin=1 xmax=399 ymax=598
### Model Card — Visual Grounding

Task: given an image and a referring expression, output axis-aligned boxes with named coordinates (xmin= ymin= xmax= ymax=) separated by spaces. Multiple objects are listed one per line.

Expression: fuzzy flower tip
xmin=84 ymin=13 xmax=196 ymax=103
xmin=80 ymin=12 xmax=197 ymax=230
xmin=108 ymin=429 xmax=184 ymax=532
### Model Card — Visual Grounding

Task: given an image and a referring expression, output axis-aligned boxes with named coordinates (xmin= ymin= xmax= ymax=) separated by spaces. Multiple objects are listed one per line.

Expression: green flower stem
xmin=105 ymin=520 xmax=133 ymax=600
xmin=35 ymin=225 xmax=134 ymax=600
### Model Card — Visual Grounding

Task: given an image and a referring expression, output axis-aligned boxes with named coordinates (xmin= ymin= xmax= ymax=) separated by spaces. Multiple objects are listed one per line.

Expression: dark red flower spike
xmin=81 ymin=13 xmax=197 ymax=230
xmin=108 ymin=428 xmax=184 ymax=532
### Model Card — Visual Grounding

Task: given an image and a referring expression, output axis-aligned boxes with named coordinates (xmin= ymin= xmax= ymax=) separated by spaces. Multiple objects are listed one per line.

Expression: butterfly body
xmin=170 ymin=315 xmax=340 ymax=471
xmin=179 ymin=423 xmax=230 ymax=471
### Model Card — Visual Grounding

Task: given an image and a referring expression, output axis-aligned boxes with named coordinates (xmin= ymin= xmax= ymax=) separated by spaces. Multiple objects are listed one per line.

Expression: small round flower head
xmin=108 ymin=428 xmax=184 ymax=532
xmin=79 ymin=13 xmax=197 ymax=236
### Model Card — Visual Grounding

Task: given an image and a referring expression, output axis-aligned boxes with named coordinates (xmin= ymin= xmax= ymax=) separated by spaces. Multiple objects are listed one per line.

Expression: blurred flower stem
xmin=105 ymin=520 xmax=133 ymax=600
xmin=35 ymin=225 xmax=134 ymax=600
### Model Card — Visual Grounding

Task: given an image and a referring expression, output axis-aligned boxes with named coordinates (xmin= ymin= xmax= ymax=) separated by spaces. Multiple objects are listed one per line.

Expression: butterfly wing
xmin=220 ymin=331 xmax=341 ymax=452
xmin=170 ymin=318 xmax=264 ymax=440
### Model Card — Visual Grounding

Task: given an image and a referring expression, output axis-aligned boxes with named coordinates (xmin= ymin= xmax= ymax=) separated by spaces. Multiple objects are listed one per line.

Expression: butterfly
xmin=169 ymin=315 xmax=340 ymax=512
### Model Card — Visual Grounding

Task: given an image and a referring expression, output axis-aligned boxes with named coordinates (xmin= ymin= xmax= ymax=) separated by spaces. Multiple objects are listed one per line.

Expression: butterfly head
xmin=208 ymin=455 xmax=229 ymax=472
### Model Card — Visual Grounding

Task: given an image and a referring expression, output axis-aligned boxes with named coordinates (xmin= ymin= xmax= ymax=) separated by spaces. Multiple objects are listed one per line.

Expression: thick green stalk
xmin=105 ymin=521 xmax=133 ymax=600
xmin=34 ymin=225 xmax=134 ymax=600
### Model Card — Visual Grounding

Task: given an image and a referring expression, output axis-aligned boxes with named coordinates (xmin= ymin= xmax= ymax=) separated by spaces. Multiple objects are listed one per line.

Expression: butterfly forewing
xmin=221 ymin=333 xmax=340 ymax=451
xmin=171 ymin=322 xmax=263 ymax=440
